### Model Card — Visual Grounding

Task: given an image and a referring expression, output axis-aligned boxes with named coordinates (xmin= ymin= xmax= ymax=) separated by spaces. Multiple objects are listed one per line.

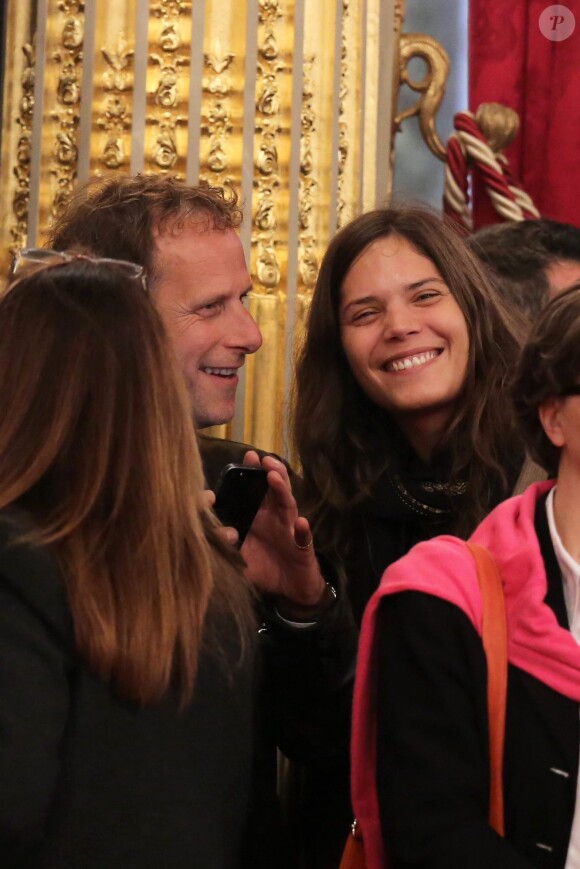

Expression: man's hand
xmin=204 ymin=488 xmax=239 ymax=546
xmin=240 ymin=451 xmax=332 ymax=616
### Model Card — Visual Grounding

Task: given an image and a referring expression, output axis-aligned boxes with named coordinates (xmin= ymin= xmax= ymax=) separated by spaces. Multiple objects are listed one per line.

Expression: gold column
xmin=336 ymin=0 xmax=364 ymax=229
xmin=199 ymin=0 xmax=248 ymax=192
xmin=91 ymin=0 xmax=139 ymax=176
xmin=244 ymin=0 xmax=295 ymax=451
xmin=143 ymin=0 xmax=192 ymax=177
xmin=0 ymin=0 xmax=37 ymax=273
xmin=36 ymin=0 xmax=86 ymax=234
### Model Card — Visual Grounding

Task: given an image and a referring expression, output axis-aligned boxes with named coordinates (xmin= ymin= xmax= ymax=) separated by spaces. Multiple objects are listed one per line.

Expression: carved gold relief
xmin=395 ymin=32 xmax=449 ymax=161
xmin=253 ymin=0 xmax=286 ymax=295
xmin=48 ymin=0 xmax=85 ymax=218
xmin=336 ymin=0 xmax=350 ymax=227
xmin=97 ymin=37 xmax=134 ymax=171
xmin=145 ymin=0 xmax=191 ymax=176
xmin=10 ymin=40 xmax=36 ymax=252
xmin=297 ymin=55 xmax=318 ymax=291
xmin=201 ymin=48 xmax=235 ymax=178
xmin=336 ymin=0 xmax=364 ymax=227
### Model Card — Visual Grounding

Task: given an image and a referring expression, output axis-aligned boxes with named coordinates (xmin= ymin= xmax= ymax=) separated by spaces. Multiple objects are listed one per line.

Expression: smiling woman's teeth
xmin=203 ymin=367 xmax=236 ymax=376
xmin=386 ymin=350 xmax=439 ymax=372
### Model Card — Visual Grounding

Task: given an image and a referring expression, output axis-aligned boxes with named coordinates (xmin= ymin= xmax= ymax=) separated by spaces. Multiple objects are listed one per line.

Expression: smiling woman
xmin=293 ymin=204 xmax=525 ymax=626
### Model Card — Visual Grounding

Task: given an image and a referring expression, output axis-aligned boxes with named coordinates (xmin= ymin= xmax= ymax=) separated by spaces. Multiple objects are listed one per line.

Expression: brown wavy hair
xmin=293 ymin=205 xmax=524 ymax=556
xmin=0 ymin=257 xmax=254 ymax=706
xmin=46 ymin=173 xmax=243 ymax=285
xmin=512 ymin=285 xmax=580 ymax=472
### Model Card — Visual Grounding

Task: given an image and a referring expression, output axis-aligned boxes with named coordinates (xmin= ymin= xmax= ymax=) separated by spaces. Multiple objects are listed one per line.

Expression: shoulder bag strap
xmin=467 ymin=542 xmax=508 ymax=837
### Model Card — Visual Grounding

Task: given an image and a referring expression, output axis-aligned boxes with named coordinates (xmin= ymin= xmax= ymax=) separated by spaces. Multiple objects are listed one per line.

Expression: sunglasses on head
xmin=9 ymin=248 xmax=148 ymax=292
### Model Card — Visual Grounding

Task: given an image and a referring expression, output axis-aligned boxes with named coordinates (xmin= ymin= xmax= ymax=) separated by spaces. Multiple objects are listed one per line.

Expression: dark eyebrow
xmin=341 ymin=295 xmax=378 ymax=314
xmin=341 ymin=278 xmax=447 ymax=313
xmin=407 ymin=277 xmax=447 ymax=290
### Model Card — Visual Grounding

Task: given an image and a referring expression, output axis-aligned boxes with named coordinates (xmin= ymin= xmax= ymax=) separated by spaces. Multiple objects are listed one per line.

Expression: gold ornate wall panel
xmin=0 ymin=2 xmax=37 ymax=258
xmin=0 ymin=0 xmax=405 ymax=455
xmin=91 ymin=1 xmax=139 ymax=176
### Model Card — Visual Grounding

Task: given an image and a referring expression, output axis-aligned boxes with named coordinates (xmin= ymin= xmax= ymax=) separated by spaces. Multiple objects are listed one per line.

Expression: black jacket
xmin=0 ymin=517 xmax=256 ymax=868
xmin=376 ymin=493 xmax=578 ymax=868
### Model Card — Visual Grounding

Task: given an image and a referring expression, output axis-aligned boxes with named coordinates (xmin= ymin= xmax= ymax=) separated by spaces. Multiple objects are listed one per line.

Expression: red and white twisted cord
xmin=443 ymin=111 xmax=540 ymax=229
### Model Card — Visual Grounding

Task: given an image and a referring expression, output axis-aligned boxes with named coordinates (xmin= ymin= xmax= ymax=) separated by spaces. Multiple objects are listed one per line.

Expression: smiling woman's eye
xmin=414 ymin=290 xmax=441 ymax=303
xmin=351 ymin=309 xmax=378 ymax=323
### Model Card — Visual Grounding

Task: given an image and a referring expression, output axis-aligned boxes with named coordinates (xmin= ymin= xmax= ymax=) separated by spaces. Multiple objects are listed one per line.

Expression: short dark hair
xmin=469 ymin=219 xmax=580 ymax=321
xmin=47 ymin=174 xmax=243 ymax=284
xmin=512 ymin=285 xmax=580 ymax=471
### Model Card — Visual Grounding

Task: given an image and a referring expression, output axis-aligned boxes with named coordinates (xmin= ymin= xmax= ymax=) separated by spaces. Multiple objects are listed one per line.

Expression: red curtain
xmin=469 ymin=0 xmax=580 ymax=227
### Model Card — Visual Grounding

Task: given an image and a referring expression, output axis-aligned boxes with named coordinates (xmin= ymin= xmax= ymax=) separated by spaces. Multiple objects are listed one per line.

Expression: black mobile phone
xmin=213 ymin=464 xmax=269 ymax=544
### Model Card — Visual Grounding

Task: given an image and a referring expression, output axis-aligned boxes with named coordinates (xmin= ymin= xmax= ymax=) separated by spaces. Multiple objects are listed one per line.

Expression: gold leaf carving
xmin=160 ymin=22 xmax=180 ymax=53
xmin=201 ymin=45 xmax=235 ymax=179
xmin=153 ymin=121 xmax=178 ymax=169
xmin=336 ymin=0 xmax=350 ymax=227
xmin=10 ymin=39 xmax=36 ymax=251
xmin=257 ymin=139 xmax=278 ymax=176
xmin=98 ymin=35 xmax=134 ymax=171
xmin=49 ymin=5 xmax=84 ymax=217
xmin=396 ymin=32 xmax=449 ymax=161
xmin=254 ymin=193 xmax=277 ymax=232
xmin=298 ymin=54 xmax=317 ymax=292
xmin=102 ymin=38 xmax=134 ymax=91
xmin=256 ymin=241 xmax=281 ymax=288
xmin=253 ymin=1 xmax=285 ymax=292
xmin=62 ymin=16 xmax=83 ymax=50
xmin=146 ymin=0 xmax=190 ymax=175
xmin=205 ymin=52 xmax=235 ymax=75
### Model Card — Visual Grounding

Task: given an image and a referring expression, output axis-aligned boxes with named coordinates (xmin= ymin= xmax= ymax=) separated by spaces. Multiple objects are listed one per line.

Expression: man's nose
xmin=229 ymin=304 xmax=263 ymax=354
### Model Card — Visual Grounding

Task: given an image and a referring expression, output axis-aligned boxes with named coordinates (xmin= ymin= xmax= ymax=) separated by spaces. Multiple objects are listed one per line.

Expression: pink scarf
xmin=352 ymin=481 xmax=580 ymax=868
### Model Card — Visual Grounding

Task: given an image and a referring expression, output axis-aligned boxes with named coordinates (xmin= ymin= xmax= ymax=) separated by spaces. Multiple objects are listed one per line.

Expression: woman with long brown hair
xmin=0 ymin=251 xmax=255 ymax=868
xmin=294 ymin=205 xmax=525 ymax=626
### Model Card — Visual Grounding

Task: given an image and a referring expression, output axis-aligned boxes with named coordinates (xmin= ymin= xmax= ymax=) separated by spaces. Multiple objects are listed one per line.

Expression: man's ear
xmin=538 ymin=398 xmax=566 ymax=449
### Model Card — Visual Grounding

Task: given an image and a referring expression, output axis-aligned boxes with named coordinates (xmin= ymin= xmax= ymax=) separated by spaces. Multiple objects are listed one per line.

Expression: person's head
xmin=469 ymin=218 xmax=580 ymax=322
xmin=0 ymin=251 xmax=253 ymax=706
xmin=513 ymin=285 xmax=580 ymax=476
xmin=294 ymin=205 xmax=522 ymax=537
xmin=47 ymin=174 xmax=263 ymax=428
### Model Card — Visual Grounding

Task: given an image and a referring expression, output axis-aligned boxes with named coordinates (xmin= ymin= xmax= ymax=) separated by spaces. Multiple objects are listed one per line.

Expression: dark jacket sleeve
xmin=0 ymin=533 xmax=72 ymax=865
xmin=376 ymin=591 xmax=535 ymax=869
xmin=257 ymin=590 xmax=356 ymax=763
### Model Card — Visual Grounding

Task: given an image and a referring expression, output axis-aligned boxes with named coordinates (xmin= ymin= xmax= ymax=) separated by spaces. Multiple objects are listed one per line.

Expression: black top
xmin=376 ymin=495 xmax=578 ymax=868
xmin=344 ymin=438 xmax=520 ymax=626
xmin=0 ymin=516 xmax=256 ymax=869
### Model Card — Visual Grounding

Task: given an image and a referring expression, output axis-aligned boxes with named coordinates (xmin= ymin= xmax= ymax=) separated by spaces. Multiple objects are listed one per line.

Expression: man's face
xmin=546 ymin=259 xmax=580 ymax=299
xmin=153 ymin=220 xmax=262 ymax=428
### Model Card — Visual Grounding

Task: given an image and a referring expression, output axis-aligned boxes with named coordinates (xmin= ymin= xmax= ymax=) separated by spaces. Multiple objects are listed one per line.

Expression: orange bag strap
xmin=467 ymin=542 xmax=508 ymax=837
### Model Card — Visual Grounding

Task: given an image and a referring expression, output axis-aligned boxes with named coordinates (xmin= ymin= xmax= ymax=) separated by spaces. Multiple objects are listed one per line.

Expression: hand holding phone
xmin=213 ymin=463 xmax=269 ymax=544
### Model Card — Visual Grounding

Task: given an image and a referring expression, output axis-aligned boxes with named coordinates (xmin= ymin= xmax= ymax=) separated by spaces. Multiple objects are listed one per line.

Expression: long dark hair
xmin=293 ymin=205 xmax=524 ymax=556
xmin=0 ymin=257 xmax=254 ymax=707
